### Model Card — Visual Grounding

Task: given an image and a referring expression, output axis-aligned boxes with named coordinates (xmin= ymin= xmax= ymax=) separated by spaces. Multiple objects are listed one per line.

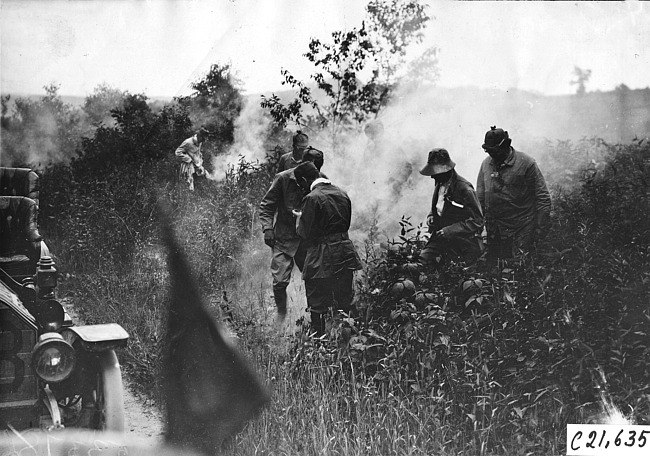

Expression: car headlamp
xmin=32 ymin=332 xmax=76 ymax=383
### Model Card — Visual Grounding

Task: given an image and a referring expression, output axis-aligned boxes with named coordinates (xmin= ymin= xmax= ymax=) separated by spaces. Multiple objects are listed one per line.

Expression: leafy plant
xmin=274 ymin=138 xmax=650 ymax=453
xmin=260 ymin=0 xmax=435 ymax=151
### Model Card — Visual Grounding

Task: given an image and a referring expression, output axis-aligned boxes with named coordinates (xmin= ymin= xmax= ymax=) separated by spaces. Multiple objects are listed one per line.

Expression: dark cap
xmin=294 ymin=161 xmax=319 ymax=181
xmin=293 ymin=131 xmax=309 ymax=148
xmin=420 ymin=148 xmax=456 ymax=176
xmin=482 ymin=126 xmax=511 ymax=150
xmin=196 ymin=127 xmax=211 ymax=139
xmin=302 ymin=147 xmax=324 ymax=170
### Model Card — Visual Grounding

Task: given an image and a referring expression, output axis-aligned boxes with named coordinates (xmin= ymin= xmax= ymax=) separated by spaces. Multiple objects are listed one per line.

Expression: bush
xmin=279 ymin=138 xmax=650 ymax=453
xmin=35 ymin=69 xmax=278 ymax=397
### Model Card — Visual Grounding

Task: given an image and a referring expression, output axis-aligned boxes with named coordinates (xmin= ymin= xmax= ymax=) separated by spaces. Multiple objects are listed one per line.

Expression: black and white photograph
xmin=1 ymin=1 xmax=649 ymax=454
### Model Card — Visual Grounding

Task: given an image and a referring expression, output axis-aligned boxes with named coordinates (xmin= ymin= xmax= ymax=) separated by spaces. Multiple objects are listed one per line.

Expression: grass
xmin=228 ymin=323 xmax=566 ymax=455
xmin=44 ymin=139 xmax=649 ymax=455
xmin=219 ymin=240 xmax=569 ymax=455
xmin=49 ymin=221 xmax=650 ymax=456
xmin=55 ymin=241 xmax=169 ymax=398
xmin=51 ymin=229 xmax=643 ymax=456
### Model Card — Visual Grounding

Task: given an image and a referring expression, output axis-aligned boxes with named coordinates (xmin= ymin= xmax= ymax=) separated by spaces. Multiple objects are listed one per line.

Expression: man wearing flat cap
xmin=293 ymin=160 xmax=362 ymax=336
xmin=277 ymin=131 xmax=310 ymax=173
xmin=477 ymin=126 xmax=551 ymax=260
xmin=419 ymin=148 xmax=484 ymax=265
xmin=260 ymin=148 xmax=325 ymax=321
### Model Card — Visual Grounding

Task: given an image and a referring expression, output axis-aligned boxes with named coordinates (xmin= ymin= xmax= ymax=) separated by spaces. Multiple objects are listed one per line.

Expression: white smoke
xmin=303 ymin=81 xmax=627 ymax=241
xmin=206 ymin=97 xmax=271 ymax=181
xmin=592 ymin=366 xmax=633 ymax=425
xmin=307 ymin=84 xmax=497 ymax=241
xmin=210 ymin=79 xmax=646 ymax=241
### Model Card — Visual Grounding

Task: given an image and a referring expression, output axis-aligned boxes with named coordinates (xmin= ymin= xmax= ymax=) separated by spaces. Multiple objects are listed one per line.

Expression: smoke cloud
xmin=205 ymin=97 xmax=272 ymax=181
xmin=194 ymin=81 xmax=650 ymax=242
xmin=1 ymin=108 xmax=72 ymax=167
xmin=299 ymin=83 xmax=650 ymax=241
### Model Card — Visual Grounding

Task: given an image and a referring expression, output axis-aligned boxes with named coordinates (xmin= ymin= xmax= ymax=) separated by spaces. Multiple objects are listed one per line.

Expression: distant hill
xmin=1 ymin=92 xmax=173 ymax=110
xmin=4 ymin=86 xmax=649 ymax=145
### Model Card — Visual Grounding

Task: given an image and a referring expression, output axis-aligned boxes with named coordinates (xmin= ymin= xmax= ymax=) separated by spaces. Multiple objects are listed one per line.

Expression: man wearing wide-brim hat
xmin=418 ymin=148 xmax=484 ymax=265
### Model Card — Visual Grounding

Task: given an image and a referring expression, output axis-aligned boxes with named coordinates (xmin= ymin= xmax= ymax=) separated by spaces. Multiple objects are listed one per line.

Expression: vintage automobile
xmin=0 ymin=167 xmax=129 ymax=432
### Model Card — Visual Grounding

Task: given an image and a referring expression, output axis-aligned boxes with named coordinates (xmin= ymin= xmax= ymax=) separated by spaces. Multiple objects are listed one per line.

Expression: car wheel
xmin=94 ymin=349 xmax=125 ymax=431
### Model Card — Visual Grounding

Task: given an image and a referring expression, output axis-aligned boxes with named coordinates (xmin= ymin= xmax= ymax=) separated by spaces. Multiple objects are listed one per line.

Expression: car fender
xmin=62 ymin=323 xmax=129 ymax=352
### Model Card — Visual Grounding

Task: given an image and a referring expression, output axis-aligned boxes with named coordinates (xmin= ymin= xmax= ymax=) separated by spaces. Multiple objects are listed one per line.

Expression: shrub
xmin=280 ymin=138 xmax=650 ymax=453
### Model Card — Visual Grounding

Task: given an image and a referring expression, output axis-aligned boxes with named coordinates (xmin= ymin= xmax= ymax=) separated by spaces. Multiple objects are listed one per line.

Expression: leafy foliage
xmin=280 ymin=138 xmax=650 ymax=453
xmin=1 ymin=84 xmax=84 ymax=166
xmin=533 ymin=137 xmax=610 ymax=190
xmin=40 ymin=93 xmax=191 ymax=265
xmin=183 ymin=63 xmax=244 ymax=146
xmin=3 ymin=30 xmax=648 ymax=452
xmin=36 ymin=64 xmax=277 ymax=394
xmin=81 ymin=83 xmax=128 ymax=128
xmin=260 ymin=0 xmax=435 ymax=150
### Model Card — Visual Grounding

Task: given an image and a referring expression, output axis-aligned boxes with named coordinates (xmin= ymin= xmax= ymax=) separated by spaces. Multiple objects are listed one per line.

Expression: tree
xmin=0 ymin=84 xmax=83 ymax=167
xmin=183 ymin=63 xmax=244 ymax=146
xmin=260 ymin=0 xmax=435 ymax=151
xmin=571 ymin=66 xmax=592 ymax=96
xmin=82 ymin=83 xmax=127 ymax=127
xmin=366 ymin=0 xmax=431 ymax=84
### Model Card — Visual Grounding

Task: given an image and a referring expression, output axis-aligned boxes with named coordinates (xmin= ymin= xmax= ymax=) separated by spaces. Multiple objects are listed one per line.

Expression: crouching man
xmin=419 ymin=148 xmax=484 ymax=266
xmin=175 ymin=127 xmax=210 ymax=191
xmin=293 ymin=161 xmax=362 ymax=336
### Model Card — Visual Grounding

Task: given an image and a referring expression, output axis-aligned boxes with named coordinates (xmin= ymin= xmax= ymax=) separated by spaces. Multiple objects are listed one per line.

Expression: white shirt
xmin=435 ymin=182 xmax=449 ymax=216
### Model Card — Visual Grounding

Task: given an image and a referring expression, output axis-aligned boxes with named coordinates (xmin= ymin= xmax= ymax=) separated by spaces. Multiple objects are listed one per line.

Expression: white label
xmin=567 ymin=424 xmax=650 ymax=455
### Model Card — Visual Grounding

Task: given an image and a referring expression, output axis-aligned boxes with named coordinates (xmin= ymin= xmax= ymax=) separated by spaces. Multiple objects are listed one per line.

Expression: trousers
xmin=305 ymin=270 xmax=355 ymax=314
xmin=270 ymin=244 xmax=306 ymax=292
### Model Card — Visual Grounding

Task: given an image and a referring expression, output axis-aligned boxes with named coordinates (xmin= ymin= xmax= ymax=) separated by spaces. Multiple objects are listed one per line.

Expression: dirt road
xmin=62 ymin=298 xmax=165 ymax=440
xmin=123 ymin=385 xmax=165 ymax=440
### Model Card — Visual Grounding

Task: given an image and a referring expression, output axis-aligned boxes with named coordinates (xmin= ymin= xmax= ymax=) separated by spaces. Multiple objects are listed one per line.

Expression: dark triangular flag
xmin=159 ymin=205 xmax=270 ymax=454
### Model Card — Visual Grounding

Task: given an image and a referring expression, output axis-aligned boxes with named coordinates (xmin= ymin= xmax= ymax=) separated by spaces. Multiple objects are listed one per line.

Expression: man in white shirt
xmin=175 ymin=128 xmax=209 ymax=190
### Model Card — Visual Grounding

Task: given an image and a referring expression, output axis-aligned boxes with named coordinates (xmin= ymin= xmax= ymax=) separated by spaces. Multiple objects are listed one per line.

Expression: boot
xmin=310 ymin=312 xmax=326 ymax=337
xmin=273 ymin=288 xmax=287 ymax=321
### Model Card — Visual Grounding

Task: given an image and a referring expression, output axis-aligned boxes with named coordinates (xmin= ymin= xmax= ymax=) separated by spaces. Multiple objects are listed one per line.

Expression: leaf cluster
xmin=260 ymin=0 xmax=433 ymax=146
xmin=183 ymin=63 xmax=244 ymax=144
xmin=1 ymin=84 xmax=84 ymax=166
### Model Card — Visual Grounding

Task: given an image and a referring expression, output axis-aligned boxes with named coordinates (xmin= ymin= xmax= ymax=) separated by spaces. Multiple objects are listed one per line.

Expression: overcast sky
xmin=1 ymin=0 xmax=648 ymax=98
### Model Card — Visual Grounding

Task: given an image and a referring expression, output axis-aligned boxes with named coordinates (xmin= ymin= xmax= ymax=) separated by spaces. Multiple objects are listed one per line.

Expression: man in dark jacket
xmin=277 ymin=131 xmax=309 ymax=173
xmin=259 ymin=149 xmax=324 ymax=320
xmin=477 ymin=126 xmax=552 ymax=260
xmin=293 ymin=161 xmax=362 ymax=336
xmin=419 ymin=148 xmax=484 ymax=265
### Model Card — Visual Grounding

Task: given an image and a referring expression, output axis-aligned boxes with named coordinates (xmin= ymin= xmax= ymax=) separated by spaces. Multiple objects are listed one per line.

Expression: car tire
xmin=95 ymin=349 xmax=125 ymax=431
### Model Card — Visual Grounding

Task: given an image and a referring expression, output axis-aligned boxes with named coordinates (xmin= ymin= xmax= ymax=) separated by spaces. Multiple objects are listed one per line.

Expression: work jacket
xmin=259 ymin=168 xmax=305 ymax=256
xmin=427 ymin=171 xmax=484 ymax=256
xmin=476 ymin=147 xmax=551 ymax=242
xmin=297 ymin=181 xmax=362 ymax=280
xmin=277 ymin=152 xmax=302 ymax=173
